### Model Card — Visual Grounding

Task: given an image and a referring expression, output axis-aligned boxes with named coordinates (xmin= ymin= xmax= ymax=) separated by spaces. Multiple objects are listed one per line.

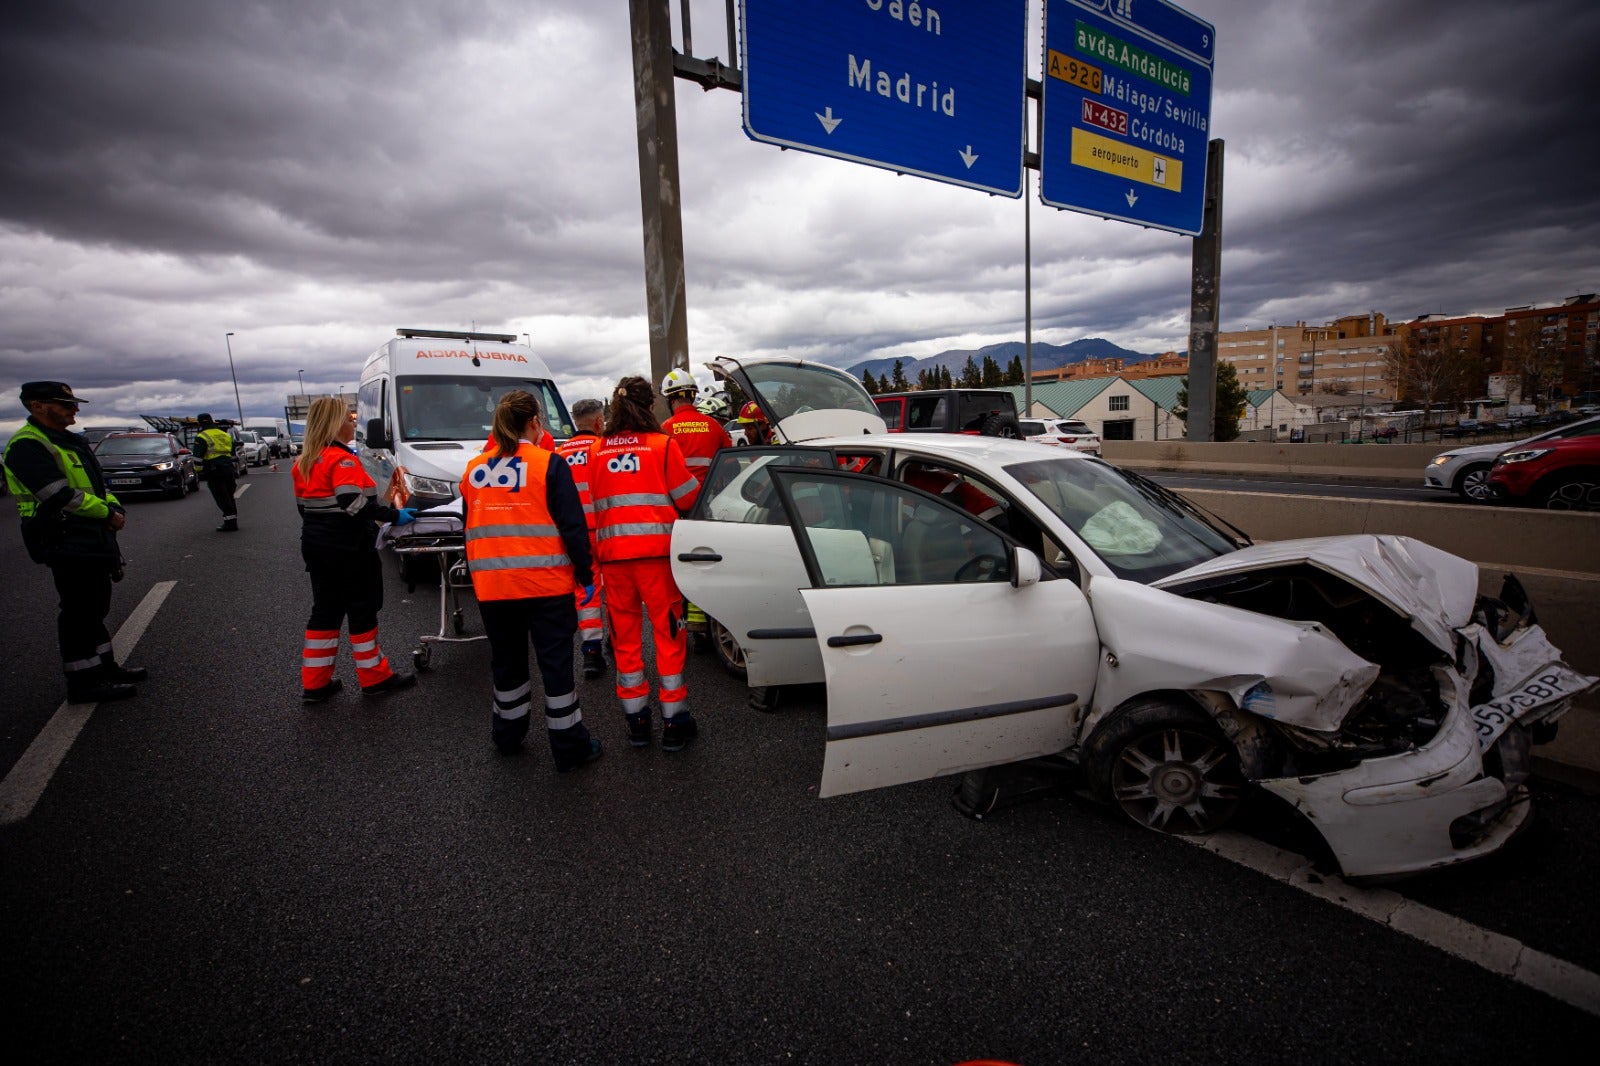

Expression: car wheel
xmin=981 ymin=414 xmax=1022 ymax=439
xmin=708 ymin=617 xmax=747 ymax=680
xmin=1539 ymin=472 xmax=1600 ymax=511
xmin=1085 ymin=697 xmax=1244 ymax=835
xmin=1454 ymin=463 xmax=1493 ymax=503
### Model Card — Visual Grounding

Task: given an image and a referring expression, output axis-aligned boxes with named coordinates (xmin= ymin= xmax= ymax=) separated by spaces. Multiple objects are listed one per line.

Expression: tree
xmin=917 ymin=367 xmax=938 ymax=390
xmin=861 ymin=369 xmax=879 ymax=394
xmin=1005 ymin=355 xmax=1025 ymax=385
xmin=890 ymin=360 xmax=909 ymax=392
xmin=1174 ymin=361 xmax=1249 ymax=442
xmin=958 ymin=355 xmax=980 ymax=387
xmin=1384 ymin=327 xmax=1474 ymax=431
xmin=980 ymin=355 xmax=1001 ymax=387
xmin=941 ymin=366 xmax=954 ymax=389
xmin=1499 ymin=324 xmax=1563 ymax=407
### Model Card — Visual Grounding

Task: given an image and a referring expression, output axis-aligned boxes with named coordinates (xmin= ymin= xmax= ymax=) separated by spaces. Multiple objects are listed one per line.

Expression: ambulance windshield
xmin=396 ymin=376 xmax=574 ymax=441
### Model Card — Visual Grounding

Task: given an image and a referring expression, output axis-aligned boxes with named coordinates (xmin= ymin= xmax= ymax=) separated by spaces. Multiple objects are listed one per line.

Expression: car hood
xmin=99 ymin=456 xmax=165 ymax=468
xmin=1153 ymin=534 xmax=1479 ymax=653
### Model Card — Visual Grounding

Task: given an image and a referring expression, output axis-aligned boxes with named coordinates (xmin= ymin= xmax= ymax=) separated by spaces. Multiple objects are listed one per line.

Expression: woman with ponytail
xmin=586 ymin=376 xmax=701 ymax=751
xmin=292 ymin=396 xmax=418 ymax=702
xmin=460 ymin=390 xmax=601 ymax=769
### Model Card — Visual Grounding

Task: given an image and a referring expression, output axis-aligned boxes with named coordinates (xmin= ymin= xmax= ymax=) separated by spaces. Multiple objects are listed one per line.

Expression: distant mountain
xmin=847 ymin=337 xmax=1157 ymax=382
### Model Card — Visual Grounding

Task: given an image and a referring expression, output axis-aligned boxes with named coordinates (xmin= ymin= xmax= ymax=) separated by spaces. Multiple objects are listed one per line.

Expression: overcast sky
xmin=2 ymin=0 xmax=1597 ymax=435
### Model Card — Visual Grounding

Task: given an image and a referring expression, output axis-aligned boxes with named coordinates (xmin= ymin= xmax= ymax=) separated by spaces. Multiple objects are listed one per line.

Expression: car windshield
xmin=396 ymin=376 xmax=574 ymax=441
xmin=97 ymin=437 xmax=170 ymax=456
xmin=1532 ymin=416 xmax=1600 ymax=443
xmin=741 ymin=362 xmax=879 ymax=422
xmin=1005 ymin=456 xmax=1240 ymax=581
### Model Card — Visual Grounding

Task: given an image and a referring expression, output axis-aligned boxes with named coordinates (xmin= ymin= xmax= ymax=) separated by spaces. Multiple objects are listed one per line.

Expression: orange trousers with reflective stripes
xmin=601 ymin=558 xmax=687 ymax=717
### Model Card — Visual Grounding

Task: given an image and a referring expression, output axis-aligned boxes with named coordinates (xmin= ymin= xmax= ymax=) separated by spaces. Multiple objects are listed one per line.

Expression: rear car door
xmin=671 ymin=447 xmax=839 ymax=687
xmin=763 ymin=468 xmax=1101 ymax=798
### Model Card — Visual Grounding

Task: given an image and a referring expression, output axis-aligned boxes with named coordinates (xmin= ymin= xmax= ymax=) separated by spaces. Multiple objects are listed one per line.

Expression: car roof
xmin=101 ymin=432 xmax=164 ymax=438
xmin=808 ymin=430 xmax=1089 ymax=466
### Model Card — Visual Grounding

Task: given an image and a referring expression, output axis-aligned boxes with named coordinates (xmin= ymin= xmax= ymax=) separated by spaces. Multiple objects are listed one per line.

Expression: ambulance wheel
xmin=413 ymin=647 xmax=431 ymax=671
xmin=452 ymin=609 xmax=466 ymax=635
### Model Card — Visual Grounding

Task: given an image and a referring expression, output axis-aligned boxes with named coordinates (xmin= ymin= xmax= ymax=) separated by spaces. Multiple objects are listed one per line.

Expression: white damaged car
xmin=671 ymin=357 xmax=1597 ymax=879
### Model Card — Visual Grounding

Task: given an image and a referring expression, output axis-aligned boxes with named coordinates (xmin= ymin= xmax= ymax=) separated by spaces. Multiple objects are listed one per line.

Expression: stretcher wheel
xmin=413 ymin=646 xmax=431 ymax=671
xmin=452 ymin=609 xmax=466 ymax=635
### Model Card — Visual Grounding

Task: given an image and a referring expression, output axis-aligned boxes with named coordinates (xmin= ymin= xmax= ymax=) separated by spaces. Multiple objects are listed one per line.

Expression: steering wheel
xmin=953 ymin=554 xmax=1006 ymax=582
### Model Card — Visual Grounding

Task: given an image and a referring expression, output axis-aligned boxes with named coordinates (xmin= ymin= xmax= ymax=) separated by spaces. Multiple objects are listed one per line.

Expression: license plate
xmin=1470 ymin=663 xmax=1597 ymax=750
xmin=110 ymin=478 xmax=142 ymax=486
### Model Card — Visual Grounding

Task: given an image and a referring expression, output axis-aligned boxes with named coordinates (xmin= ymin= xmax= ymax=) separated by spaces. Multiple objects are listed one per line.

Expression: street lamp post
xmin=224 ymin=332 xmax=245 ymax=426
xmin=295 ymin=369 xmax=307 ymax=447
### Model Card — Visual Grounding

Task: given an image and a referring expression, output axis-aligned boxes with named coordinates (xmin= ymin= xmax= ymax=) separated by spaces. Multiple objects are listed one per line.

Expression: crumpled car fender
xmin=1083 ymin=577 xmax=1379 ymax=738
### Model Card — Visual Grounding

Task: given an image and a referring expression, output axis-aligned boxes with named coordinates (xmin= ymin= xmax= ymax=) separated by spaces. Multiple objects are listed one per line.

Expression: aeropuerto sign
xmin=1039 ymin=0 xmax=1216 ymax=235
xmin=740 ymin=0 xmax=1028 ymax=197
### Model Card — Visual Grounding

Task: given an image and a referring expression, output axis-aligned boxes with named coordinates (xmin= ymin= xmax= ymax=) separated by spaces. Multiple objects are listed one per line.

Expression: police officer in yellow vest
xmin=3 ymin=381 xmax=147 ymax=704
xmin=193 ymin=412 xmax=239 ymax=531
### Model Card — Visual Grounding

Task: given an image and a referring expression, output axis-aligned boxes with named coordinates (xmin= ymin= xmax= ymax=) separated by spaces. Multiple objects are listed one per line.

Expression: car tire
xmin=1539 ymin=471 xmax=1600 ymax=511
xmin=166 ymin=475 xmax=188 ymax=500
xmin=1454 ymin=463 xmax=1493 ymax=503
xmin=1084 ymin=696 xmax=1244 ymax=836
xmin=708 ymin=617 xmax=747 ymax=680
xmin=981 ymin=413 xmax=1022 ymax=439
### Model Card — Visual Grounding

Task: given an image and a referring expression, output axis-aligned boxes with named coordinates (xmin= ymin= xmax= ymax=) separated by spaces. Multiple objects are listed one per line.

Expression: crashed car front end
xmin=1100 ymin=536 xmax=1596 ymax=879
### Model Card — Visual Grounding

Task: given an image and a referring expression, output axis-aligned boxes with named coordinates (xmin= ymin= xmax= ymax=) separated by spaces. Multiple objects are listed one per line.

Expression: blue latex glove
xmin=393 ymin=507 xmax=418 ymax=527
xmin=580 ymin=583 xmax=596 ymax=606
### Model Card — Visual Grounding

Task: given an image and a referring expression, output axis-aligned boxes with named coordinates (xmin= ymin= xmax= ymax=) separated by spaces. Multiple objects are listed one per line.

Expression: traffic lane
xmin=2 ymin=486 xmax=1598 ymax=1063
xmin=5 ymin=667 xmax=1597 ymax=1064
xmin=1148 ymin=470 xmax=1456 ymax=503
xmin=0 ymin=486 xmax=215 ymax=774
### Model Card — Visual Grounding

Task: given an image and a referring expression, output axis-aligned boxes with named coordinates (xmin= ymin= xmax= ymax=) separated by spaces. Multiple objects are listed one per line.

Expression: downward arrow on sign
xmin=816 ymin=107 xmax=841 ymax=134
xmin=1125 ymin=189 xmax=1139 ymax=208
xmin=959 ymin=145 xmax=979 ymax=168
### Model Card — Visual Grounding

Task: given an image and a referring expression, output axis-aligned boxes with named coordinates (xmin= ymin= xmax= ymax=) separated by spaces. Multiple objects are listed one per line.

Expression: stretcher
xmin=379 ymin=503 xmax=484 ymax=670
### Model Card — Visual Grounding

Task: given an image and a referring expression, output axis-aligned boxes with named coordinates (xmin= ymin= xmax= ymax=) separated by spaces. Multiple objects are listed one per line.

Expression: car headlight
xmin=152 ymin=461 xmax=175 ymax=471
xmin=408 ymin=474 xmax=456 ymax=497
xmin=1429 ymin=455 xmax=1454 ymax=467
xmin=1497 ymin=448 xmax=1551 ymax=465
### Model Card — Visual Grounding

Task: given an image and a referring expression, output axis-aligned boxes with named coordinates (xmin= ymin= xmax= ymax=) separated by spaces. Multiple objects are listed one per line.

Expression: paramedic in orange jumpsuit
xmin=587 ymin=376 xmax=701 ymax=751
xmin=658 ymin=369 xmax=731 ymax=645
xmin=554 ymin=397 xmax=608 ymax=679
xmin=293 ymin=396 xmax=417 ymax=702
xmin=461 ymin=390 xmax=601 ymax=769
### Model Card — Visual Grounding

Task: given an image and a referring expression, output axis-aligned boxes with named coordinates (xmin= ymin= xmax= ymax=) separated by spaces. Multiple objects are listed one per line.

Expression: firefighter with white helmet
xmin=659 ymin=368 xmax=731 ymax=650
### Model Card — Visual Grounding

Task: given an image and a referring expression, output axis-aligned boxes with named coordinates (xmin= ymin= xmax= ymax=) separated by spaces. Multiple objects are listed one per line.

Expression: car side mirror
xmin=365 ymin=418 xmax=391 ymax=450
xmin=1009 ymin=545 xmax=1042 ymax=589
xmin=177 ymin=448 xmax=191 ymax=456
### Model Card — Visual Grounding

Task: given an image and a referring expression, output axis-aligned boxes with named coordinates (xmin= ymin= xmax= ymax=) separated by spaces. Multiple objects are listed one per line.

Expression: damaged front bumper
xmin=1256 ymin=623 xmax=1594 ymax=879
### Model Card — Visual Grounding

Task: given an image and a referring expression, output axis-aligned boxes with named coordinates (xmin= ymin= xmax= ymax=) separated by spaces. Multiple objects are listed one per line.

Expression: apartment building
xmin=1215 ymin=314 xmax=1399 ymax=399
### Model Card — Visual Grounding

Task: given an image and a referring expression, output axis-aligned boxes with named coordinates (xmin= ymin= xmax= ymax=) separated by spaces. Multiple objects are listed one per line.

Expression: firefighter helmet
xmin=736 ymin=401 xmax=767 ymax=424
xmin=660 ymin=368 xmax=698 ymax=398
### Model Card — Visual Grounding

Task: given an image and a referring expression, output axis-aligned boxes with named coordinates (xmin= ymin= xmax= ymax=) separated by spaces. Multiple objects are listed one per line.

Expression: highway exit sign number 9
xmin=740 ymin=0 xmax=1028 ymax=197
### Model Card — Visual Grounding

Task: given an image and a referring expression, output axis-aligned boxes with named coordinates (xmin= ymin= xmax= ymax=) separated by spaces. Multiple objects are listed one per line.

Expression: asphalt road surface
xmin=3 ymin=470 xmax=1598 ymax=1064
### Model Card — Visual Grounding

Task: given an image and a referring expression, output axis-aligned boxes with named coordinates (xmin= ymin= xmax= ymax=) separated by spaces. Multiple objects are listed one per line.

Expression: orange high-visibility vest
xmin=554 ymin=432 xmax=600 ymax=532
xmin=589 ymin=431 xmax=698 ymax=563
xmin=662 ymin=405 xmax=732 ymax=482
xmin=461 ymin=441 xmax=574 ymax=600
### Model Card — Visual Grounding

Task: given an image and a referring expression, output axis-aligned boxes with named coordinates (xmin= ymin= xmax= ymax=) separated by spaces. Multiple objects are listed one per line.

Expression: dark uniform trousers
xmin=479 ymin=593 xmax=587 ymax=761
xmin=205 ymin=460 xmax=237 ymax=519
xmin=303 ymin=546 xmax=384 ymax=634
xmin=51 ymin=559 xmax=117 ymax=679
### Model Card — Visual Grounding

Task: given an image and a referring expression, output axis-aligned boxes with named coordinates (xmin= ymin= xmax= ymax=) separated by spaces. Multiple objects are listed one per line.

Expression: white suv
xmin=1020 ymin=417 xmax=1102 ymax=455
xmin=235 ymin=431 xmax=269 ymax=467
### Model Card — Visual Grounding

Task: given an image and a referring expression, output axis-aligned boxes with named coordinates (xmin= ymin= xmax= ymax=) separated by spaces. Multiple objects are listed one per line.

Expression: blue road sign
xmin=740 ymin=0 xmax=1027 ymax=197
xmin=1039 ymin=0 xmax=1216 ymax=235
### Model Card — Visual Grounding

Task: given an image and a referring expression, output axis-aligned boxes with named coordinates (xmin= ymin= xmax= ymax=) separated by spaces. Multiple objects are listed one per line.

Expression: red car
xmin=1487 ymin=433 xmax=1600 ymax=510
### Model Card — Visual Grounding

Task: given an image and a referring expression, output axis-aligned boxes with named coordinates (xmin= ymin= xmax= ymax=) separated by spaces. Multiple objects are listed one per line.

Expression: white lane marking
xmin=0 ymin=580 xmax=177 ymax=826
xmin=234 ymin=483 xmax=251 ymax=498
xmin=1185 ymin=830 xmax=1600 ymax=1018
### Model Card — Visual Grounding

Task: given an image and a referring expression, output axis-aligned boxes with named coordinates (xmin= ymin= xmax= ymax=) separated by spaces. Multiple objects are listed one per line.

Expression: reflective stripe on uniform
xmin=592 ymin=492 xmax=673 ymax=511
xmin=465 ymin=522 xmax=560 ymax=541
xmin=620 ymin=695 xmax=649 ymax=714
xmin=547 ymin=690 xmax=577 ymax=710
xmin=64 ymin=654 xmax=101 ymax=673
xmin=304 ymin=637 xmax=339 ymax=650
xmin=469 ymin=553 xmax=572 ymax=571
xmin=495 ymin=680 xmax=533 ymax=704
xmin=617 ymin=670 xmax=645 ymax=688
xmin=302 ymin=655 xmax=336 ymax=667
xmin=668 ymin=476 xmax=699 ymax=504
xmin=595 ymin=522 xmax=673 ymax=541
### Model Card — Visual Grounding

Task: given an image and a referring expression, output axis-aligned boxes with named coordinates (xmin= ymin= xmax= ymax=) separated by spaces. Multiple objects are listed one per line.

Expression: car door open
xmin=765 ymin=468 xmax=1102 ymax=798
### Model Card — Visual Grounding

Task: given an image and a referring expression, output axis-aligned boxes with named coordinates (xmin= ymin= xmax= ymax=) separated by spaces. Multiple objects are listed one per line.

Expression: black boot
xmin=217 ymin=516 xmax=239 ymax=532
xmin=66 ymin=669 xmax=137 ymax=705
xmin=581 ymin=643 xmax=607 ymax=680
xmin=103 ymin=664 xmax=149 ymax=684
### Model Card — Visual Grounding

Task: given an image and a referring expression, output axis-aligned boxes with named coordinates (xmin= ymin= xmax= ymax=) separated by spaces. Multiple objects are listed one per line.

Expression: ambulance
xmin=355 ymin=328 xmax=575 ymax=508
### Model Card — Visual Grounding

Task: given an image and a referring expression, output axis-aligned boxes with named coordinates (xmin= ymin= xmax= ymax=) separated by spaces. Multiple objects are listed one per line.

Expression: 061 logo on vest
xmin=469 ymin=456 xmax=527 ymax=491
xmin=564 ymin=449 xmax=589 ymax=467
xmin=606 ymin=452 xmax=641 ymax=474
